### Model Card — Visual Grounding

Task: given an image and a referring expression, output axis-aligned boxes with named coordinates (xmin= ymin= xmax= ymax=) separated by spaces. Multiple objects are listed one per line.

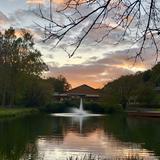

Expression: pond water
xmin=0 ymin=114 xmax=160 ymax=160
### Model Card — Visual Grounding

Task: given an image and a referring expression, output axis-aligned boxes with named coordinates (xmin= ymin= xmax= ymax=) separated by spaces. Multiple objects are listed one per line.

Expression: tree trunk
xmin=122 ymin=101 xmax=127 ymax=110
xmin=1 ymin=86 xmax=6 ymax=107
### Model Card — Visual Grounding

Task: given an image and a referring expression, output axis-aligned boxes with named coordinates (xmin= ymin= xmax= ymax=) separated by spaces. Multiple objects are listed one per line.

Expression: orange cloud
xmin=26 ymin=0 xmax=44 ymax=4
xmin=45 ymin=46 xmax=154 ymax=89
xmin=52 ymin=0 xmax=65 ymax=4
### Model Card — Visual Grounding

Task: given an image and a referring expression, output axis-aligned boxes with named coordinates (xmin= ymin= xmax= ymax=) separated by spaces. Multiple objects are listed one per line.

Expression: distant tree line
xmin=0 ymin=28 xmax=71 ymax=107
xmin=102 ymin=63 xmax=160 ymax=109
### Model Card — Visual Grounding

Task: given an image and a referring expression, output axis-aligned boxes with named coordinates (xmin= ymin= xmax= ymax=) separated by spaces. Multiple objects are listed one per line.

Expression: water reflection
xmin=0 ymin=115 xmax=160 ymax=159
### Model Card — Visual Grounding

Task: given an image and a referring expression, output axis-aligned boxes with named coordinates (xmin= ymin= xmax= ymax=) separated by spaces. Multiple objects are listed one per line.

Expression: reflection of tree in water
xmin=103 ymin=115 xmax=160 ymax=157
xmin=0 ymin=114 xmax=160 ymax=159
xmin=37 ymin=115 xmax=160 ymax=159
xmin=53 ymin=114 xmax=160 ymax=158
xmin=0 ymin=115 xmax=65 ymax=160
xmin=0 ymin=119 xmax=34 ymax=160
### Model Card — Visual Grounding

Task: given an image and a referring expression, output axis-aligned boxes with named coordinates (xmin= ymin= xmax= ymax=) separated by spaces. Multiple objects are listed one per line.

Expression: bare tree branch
xmin=35 ymin=0 xmax=160 ymax=60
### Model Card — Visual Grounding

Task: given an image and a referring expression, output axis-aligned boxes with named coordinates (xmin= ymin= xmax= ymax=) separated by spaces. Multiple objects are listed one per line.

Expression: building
xmin=54 ymin=84 xmax=100 ymax=101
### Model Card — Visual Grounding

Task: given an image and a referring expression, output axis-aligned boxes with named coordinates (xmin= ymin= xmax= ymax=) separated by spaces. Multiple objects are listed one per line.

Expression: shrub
xmin=41 ymin=100 xmax=123 ymax=114
xmin=101 ymin=103 xmax=123 ymax=114
xmin=41 ymin=100 xmax=75 ymax=113
xmin=84 ymin=102 xmax=123 ymax=114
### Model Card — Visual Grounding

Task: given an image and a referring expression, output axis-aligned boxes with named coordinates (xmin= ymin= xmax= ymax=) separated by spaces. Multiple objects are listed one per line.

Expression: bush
xmin=84 ymin=102 xmax=123 ymax=114
xmin=41 ymin=100 xmax=75 ymax=113
xmin=101 ymin=103 xmax=123 ymax=114
xmin=84 ymin=102 xmax=105 ymax=114
xmin=40 ymin=100 xmax=123 ymax=114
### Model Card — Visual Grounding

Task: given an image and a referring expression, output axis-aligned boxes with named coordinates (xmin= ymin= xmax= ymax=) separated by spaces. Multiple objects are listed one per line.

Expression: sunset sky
xmin=0 ymin=0 xmax=157 ymax=88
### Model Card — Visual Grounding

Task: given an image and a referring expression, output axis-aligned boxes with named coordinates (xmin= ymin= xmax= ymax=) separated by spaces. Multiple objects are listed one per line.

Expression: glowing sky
xmin=0 ymin=0 xmax=157 ymax=88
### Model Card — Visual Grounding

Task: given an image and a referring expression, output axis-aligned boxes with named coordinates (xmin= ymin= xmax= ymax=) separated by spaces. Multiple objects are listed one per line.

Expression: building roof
xmin=67 ymin=84 xmax=99 ymax=96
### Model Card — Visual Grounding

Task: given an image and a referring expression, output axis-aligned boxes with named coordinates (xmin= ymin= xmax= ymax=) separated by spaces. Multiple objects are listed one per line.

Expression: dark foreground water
xmin=0 ymin=114 xmax=160 ymax=160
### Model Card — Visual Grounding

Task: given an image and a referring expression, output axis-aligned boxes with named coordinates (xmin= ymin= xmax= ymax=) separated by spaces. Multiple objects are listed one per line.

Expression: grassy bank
xmin=0 ymin=108 xmax=39 ymax=118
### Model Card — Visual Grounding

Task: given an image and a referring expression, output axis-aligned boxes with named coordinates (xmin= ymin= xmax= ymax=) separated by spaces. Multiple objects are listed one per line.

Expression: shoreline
xmin=127 ymin=110 xmax=160 ymax=117
xmin=0 ymin=108 xmax=39 ymax=119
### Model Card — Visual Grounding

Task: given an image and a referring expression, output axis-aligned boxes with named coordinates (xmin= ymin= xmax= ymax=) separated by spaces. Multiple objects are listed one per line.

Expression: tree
xmin=151 ymin=62 xmax=160 ymax=86
xmin=142 ymin=70 xmax=152 ymax=82
xmin=36 ymin=0 xmax=160 ymax=59
xmin=102 ymin=62 xmax=160 ymax=108
xmin=0 ymin=28 xmax=48 ymax=106
xmin=136 ymin=85 xmax=156 ymax=105
xmin=47 ymin=75 xmax=71 ymax=93
xmin=23 ymin=77 xmax=52 ymax=107
xmin=103 ymin=73 xmax=143 ymax=109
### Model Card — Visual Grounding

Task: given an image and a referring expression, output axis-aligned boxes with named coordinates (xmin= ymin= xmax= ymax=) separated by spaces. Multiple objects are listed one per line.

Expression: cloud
xmin=26 ymin=0 xmax=44 ymax=4
xmin=0 ymin=11 xmax=10 ymax=25
xmin=45 ymin=46 xmax=157 ymax=88
xmin=0 ymin=11 xmax=17 ymax=30
xmin=46 ymin=62 xmax=134 ymax=88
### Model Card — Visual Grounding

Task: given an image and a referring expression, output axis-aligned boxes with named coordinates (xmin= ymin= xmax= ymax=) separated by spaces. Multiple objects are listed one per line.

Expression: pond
xmin=0 ymin=114 xmax=160 ymax=160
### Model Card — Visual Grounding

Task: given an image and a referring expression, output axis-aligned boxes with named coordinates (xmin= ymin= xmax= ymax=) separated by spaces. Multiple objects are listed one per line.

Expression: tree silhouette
xmin=36 ymin=0 xmax=160 ymax=60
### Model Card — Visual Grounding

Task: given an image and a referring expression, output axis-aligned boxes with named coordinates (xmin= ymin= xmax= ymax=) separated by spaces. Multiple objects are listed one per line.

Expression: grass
xmin=0 ymin=107 xmax=39 ymax=118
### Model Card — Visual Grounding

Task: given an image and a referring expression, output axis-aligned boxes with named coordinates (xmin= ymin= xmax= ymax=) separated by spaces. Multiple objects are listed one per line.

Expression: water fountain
xmin=52 ymin=98 xmax=102 ymax=117
xmin=71 ymin=98 xmax=88 ymax=115
xmin=52 ymin=98 xmax=102 ymax=133
xmin=79 ymin=98 xmax=83 ymax=113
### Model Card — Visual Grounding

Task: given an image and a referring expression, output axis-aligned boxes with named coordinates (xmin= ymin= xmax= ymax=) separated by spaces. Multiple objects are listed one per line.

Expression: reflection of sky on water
xmin=35 ymin=116 xmax=158 ymax=160
xmin=0 ymin=114 xmax=159 ymax=160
